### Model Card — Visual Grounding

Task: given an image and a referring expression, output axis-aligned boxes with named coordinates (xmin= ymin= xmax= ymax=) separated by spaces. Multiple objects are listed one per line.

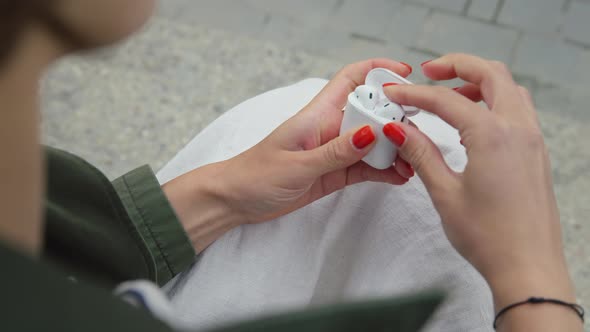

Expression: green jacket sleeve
xmin=43 ymin=147 xmax=195 ymax=287
xmin=112 ymin=165 xmax=195 ymax=285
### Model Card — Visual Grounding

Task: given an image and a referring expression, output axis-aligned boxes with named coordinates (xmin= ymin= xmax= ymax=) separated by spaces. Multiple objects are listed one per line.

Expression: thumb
xmin=383 ymin=122 xmax=456 ymax=191
xmin=306 ymin=125 xmax=376 ymax=176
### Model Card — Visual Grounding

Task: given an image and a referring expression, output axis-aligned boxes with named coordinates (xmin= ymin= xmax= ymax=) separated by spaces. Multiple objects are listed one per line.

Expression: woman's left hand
xmin=218 ymin=59 xmax=415 ymax=224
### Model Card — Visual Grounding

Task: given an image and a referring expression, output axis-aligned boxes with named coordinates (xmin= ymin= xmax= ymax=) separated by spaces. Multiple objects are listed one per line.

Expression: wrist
xmin=162 ymin=162 xmax=244 ymax=253
xmin=487 ymin=264 xmax=581 ymax=331
xmin=487 ymin=264 xmax=576 ymax=311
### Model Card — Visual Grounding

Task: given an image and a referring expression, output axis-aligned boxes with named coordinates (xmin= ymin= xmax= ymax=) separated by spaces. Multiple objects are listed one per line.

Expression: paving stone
xmin=563 ymin=1 xmax=590 ymax=46
xmin=289 ymin=24 xmax=359 ymax=57
xmin=245 ymin=0 xmax=339 ymax=26
xmin=320 ymin=38 xmax=408 ymax=67
xmin=384 ymin=4 xmax=430 ymax=47
xmin=467 ymin=0 xmax=499 ymax=21
xmin=498 ymin=0 xmax=565 ymax=33
xmin=512 ymin=74 xmax=537 ymax=95
xmin=418 ymin=12 xmax=519 ymax=63
xmin=156 ymin=0 xmax=267 ymax=36
xmin=411 ymin=0 xmax=467 ymax=13
xmin=535 ymin=85 xmax=590 ymax=121
xmin=512 ymin=34 xmax=590 ymax=86
xmin=259 ymin=14 xmax=312 ymax=47
xmin=400 ymin=49 xmax=437 ymax=85
xmin=329 ymin=0 xmax=403 ymax=41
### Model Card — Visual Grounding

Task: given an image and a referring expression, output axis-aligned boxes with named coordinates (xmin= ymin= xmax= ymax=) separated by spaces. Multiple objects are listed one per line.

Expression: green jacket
xmin=0 ymin=147 xmax=443 ymax=332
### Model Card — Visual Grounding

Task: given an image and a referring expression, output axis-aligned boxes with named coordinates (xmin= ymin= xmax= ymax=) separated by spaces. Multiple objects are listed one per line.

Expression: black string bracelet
xmin=493 ymin=297 xmax=585 ymax=329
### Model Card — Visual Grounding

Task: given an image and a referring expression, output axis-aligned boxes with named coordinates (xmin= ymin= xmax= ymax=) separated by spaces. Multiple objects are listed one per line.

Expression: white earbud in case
xmin=354 ymin=85 xmax=380 ymax=110
xmin=340 ymin=68 xmax=421 ymax=169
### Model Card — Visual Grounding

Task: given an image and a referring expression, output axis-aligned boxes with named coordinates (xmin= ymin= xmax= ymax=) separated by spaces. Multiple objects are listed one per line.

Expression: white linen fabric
xmin=158 ymin=79 xmax=494 ymax=331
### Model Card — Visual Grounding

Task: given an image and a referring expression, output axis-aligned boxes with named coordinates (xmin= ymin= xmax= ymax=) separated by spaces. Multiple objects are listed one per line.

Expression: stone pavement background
xmin=41 ymin=0 xmax=590 ymax=329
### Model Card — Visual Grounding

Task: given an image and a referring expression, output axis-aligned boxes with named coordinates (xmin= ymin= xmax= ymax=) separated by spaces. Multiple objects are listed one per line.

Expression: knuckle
xmin=449 ymin=53 xmax=489 ymax=68
xmin=335 ymin=63 xmax=359 ymax=82
xmin=404 ymin=144 xmax=429 ymax=173
xmin=341 ymin=62 xmax=355 ymax=73
xmin=323 ymin=143 xmax=347 ymax=169
xmin=517 ymin=85 xmax=529 ymax=95
xmin=489 ymin=60 xmax=509 ymax=73
xmin=523 ymin=127 xmax=545 ymax=148
xmin=518 ymin=85 xmax=533 ymax=101
xmin=448 ymin=52 xmax=473 ymax=62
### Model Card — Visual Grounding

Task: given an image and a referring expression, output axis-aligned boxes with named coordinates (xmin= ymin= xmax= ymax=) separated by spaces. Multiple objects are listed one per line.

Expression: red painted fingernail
xmin=352 ymin=125 xmax=375 ymax=149
xmin=382 ymin=82 xmax=399 ymax=88
xmin=406 ymin=163 xmax=415 ymax=177
xmin=400 ymin=62 xmax=413 ymax=74
xmin=383 ymin=123 xmax=406 ymax=146
xmin=453 ymin=87 xmax=461 ymax=91
xmin=460 ymin=139 xmax=464 ymax=146
xmin=421 ymin=60 xmax=432 ymax=66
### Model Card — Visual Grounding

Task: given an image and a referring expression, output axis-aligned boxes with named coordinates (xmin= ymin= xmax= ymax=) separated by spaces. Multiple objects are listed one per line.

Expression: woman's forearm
xmin=162 ymin=161 xmax=242 ymax=254
xmin=487 ymin=260 xmax=581 ymax=331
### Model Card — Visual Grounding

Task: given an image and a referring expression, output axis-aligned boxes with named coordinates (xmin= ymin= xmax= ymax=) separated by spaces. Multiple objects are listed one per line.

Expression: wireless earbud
xmin=354 ymin=85 xmax=380 ymax=110
xmin=374 ymin=102 xmax=405 ymax=122
xmin=340 ymin=68 xmax=422 ymax=169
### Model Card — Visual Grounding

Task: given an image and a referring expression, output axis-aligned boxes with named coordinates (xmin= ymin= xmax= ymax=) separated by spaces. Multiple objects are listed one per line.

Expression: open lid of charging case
xmin=365 ymin=68 xmax=421 ymax=116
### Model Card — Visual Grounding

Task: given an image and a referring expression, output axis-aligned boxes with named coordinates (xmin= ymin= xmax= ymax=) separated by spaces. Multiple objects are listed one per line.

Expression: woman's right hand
xmin=381 ymin=53 xmax=581 ymax=331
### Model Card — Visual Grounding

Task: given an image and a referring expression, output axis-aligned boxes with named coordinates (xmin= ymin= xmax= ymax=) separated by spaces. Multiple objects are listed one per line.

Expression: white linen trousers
xmin=157 ymin=79 xmax=494 ymax=332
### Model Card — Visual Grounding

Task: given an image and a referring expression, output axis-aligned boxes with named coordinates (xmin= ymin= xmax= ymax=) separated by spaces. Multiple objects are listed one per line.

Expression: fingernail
xmin=460 ymin=139 xmax=464 ymax=146
xmin=352 ymin=125 xmax=375 ymax=149
xmin=402 ymin=160 xmax=415 ymax=177
xmin=420 ymin=60 xmax=432 ymax=66
xmin=400 ymin=62 xmax=413 ymax=74
xmin=408 ymin=165 xmax=415 ymax=177
xmin=452 ymin=87 xmax=461 ymax=91
xmin=382 ymin=82 xmax=399 ymax=88
xmin=383 ymin=123 xmax=406 ymax=146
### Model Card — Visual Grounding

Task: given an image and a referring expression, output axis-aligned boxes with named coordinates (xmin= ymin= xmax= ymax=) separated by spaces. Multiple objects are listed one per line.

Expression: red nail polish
xmin=421 ymin=60 xmax=432 ymax=66
xmin=382 ymin=82 xmax=399 ymax=88
xmin=460 ymin=139 xmax=464 ymax=146
xmin=383 ymin=123 xmax=406 ymax=146
xmin=401 ymin=160 xmax=415 ymax=177
xmin=352 ymin=125 xmax=375 ymax=149
xmin=453 ymin=87 xmax=461 ymax=91
xmin=400 ymin=62 xmax=413 ymax=74
xmin=408 ymin=165 xmax=415 ymax=177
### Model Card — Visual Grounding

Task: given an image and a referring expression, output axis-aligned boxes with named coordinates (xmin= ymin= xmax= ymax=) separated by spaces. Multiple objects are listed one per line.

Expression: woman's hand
xmin=381 ymin=53 xmax=580 ymax=331
xmin=164 ymin=59 xmax=414 ymax=253
xmin=215 ymin=59 xmax=415 ymax=223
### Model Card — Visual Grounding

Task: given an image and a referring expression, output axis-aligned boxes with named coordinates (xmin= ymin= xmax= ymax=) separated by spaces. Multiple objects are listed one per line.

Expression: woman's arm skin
xmin=162 ymin=162 xmax=243 ymax=254
xmin=162 ymin=59 xmax=415 ymax=253
xmin=382 ymin=53 xmax=581 ymax=331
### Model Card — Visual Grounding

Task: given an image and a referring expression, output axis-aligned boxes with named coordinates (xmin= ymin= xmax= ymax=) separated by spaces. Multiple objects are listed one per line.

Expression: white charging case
xmin=339 ymin=68 xmax=420 ymax=170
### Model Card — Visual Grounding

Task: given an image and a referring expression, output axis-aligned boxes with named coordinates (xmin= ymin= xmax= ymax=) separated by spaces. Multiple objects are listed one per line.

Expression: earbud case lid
xmin=365 ymin=68 xmax=420 ymax=116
